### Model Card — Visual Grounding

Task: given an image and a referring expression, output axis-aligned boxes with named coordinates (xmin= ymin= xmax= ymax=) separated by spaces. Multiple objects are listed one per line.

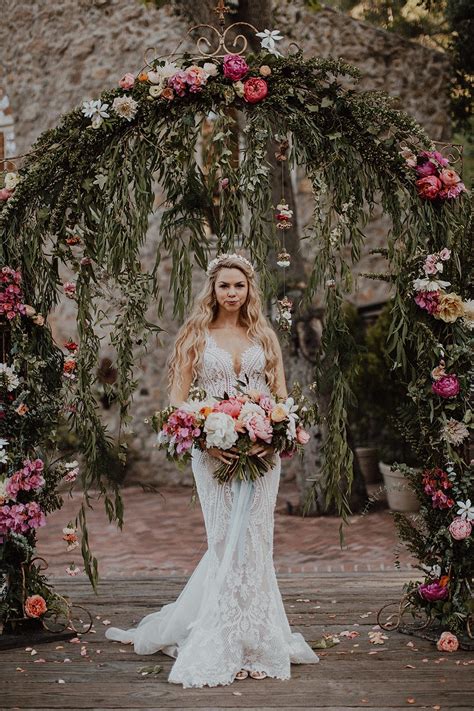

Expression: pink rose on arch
xmin=418 ymin=579 xmax=449 ymax=602
xmin=414 ymin=290 xmax=440 ymax=315
xmin=222 ymin=54 xmax=248 ymax=81
xmin=439 ymin=168 xmax=461 ymax=187
xmin=296 ymin=427 xmax=310 ymax=445
xmin=245 ymin=413 xmax=273 ymax=443
xmin=213 ymin=397 xmax=243 ymax=419
xmin=436 ymin=631 xmax=459 ymax=652
xmin=119 ymin=73 xmax=135 ymax=90
xmin=185 ymin=65 xmax=208 ymax=93
xmin=449 ymin=517 xmax=472 ymax=540
xmin=432 ymin=374 xmax=460 ymax=399
xmin=416 ymin=175 xmax=442 ymax=200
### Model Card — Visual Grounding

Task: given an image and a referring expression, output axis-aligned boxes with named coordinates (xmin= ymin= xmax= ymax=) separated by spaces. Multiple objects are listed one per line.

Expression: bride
xmin=105 ymin=253 xmax=320 ymax=687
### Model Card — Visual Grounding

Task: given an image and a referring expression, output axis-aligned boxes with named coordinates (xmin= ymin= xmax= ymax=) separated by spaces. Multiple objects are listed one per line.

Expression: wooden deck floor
xmin=2 ymin=572 xmax=473 ymax=710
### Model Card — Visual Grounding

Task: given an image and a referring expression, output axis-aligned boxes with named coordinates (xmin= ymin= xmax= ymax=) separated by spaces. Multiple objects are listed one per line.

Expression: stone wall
xmin=2 ymin=1 xmax=451 ymax=484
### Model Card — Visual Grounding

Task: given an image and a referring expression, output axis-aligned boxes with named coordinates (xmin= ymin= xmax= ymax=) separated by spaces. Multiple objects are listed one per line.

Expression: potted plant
xmin=348 ymin=301 xmax=421 ymax=510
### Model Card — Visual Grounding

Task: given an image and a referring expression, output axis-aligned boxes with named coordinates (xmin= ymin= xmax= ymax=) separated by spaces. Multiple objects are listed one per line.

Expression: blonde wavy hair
xmin=167 ymin=255 xmax=279 ymax=394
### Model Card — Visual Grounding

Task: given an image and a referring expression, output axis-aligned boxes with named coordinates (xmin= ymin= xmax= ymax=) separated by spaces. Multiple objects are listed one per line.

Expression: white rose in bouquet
xmin=204 ymin=412 xmax=238 ymax=450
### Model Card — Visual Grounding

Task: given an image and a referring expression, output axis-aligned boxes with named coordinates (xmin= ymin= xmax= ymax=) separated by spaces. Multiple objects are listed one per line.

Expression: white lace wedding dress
xmin=105 ymin=331 xmax=320 ymax=687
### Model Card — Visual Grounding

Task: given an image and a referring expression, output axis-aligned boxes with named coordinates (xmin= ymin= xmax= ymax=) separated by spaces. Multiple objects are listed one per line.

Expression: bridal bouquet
xmin=152 ymin=386 xmax=316 ymax=484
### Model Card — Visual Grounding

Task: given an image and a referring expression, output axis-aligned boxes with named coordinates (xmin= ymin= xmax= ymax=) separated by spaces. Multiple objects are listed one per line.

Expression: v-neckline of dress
xmin=206 ymin=330 xmax=259 ymax=380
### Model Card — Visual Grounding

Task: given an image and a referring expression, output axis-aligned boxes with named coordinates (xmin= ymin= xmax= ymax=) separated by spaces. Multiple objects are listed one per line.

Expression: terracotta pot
xmin=379 ymin=461 xmax=420 ymax=512
xmin=355 ymin=447 xmax=381 ymax=484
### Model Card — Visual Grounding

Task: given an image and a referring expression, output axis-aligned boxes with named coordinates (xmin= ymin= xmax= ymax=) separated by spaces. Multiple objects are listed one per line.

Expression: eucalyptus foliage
xmin=0 ymin=47 xmax=471 ymax=632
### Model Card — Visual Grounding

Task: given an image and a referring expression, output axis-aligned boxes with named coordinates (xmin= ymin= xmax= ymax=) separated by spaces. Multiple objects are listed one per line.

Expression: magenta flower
xmin=432 ymin=374 xmax=460 ymax=399
xmin=431 ymin=490 xmax=454 ymax=509
xmin=418 ymin=579 xmax=449 ymax=602
xmin=414 ymin=290 xmax=440 ymax=315
xmin=0 ymin=501 xmax=46 ymax=535
xmin=5 ymin=459 xmax=45 ymax=499
xmin=416 ymin=160 xmax=438 ymax=177
xmin=420 ymin=150 xmax=449 ymax=167
xmin=168 ymin=71 xmax=188 ymax=97
xmin=222 ymin=54 xmax=249 ymax=81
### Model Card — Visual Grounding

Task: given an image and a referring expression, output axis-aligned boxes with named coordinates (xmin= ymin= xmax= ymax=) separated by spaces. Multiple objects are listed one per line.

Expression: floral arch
xmin=0 ymin=20 xmax=472 ymax=643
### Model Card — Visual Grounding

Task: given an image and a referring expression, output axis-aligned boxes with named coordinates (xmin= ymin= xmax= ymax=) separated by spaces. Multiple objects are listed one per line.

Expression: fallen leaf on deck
xmin=360 ymin=612 xmax=372 ymax=618
xmin=311 ymin=637 xmax=339 ymax=649
xmin=405 ymin=664 xmax=416 ymax=669
xmin=80 ymin=646 xmax=88 ymax=657
xmin=16 ymin=667 xmax=25 ymax=672
xmin=296 ymin=598 xmax=310 ymax=602
xmin=137 ymin=664 xmax=162 ymax=677
xmin=232 ymin=692 xmax=242 ymax=696
xmin=102 ymin=619 xmax=111 ymax=625
xmin=63 ymin=658 xmax=71 ymax=663
xmin=340 ymin=630 xmax=359 ymax=639
xmin=30 ymin=649 xmax=37 ymax=656
xmin=69 ymin=637 xmax=81 ymax=643
xmin=34 ymin=658 xmax=46 ymax=663
xmin=406 ymin=641 xmax=415 ymax=647
xmin=25 ymin=647 xmax=32 ymax=651
xmin=406 ymin=698 xmax=415 ymax=704
xmin=57 ymin=679 xmax=66 ymax=684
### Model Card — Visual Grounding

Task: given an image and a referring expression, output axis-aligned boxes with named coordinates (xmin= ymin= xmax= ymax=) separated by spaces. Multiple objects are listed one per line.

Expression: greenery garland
xmin=0 ymin=42 xmax=471 ymax=640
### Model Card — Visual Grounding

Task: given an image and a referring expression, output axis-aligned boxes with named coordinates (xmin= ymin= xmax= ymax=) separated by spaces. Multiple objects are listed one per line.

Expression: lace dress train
xmin=105 ymin=333 xmax=319 ymax=687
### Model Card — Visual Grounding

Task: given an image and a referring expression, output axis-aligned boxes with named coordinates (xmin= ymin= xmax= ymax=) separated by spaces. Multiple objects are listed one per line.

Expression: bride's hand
xmin=207 ymin=446 xmax=240 ymax=465
xmin=248 ymin=443 xmax=274 ymax=458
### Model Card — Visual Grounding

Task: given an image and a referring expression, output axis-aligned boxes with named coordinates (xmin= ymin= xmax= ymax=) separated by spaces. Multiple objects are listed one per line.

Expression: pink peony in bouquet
xmin=152 ymin=386 xmax=316 ymax=484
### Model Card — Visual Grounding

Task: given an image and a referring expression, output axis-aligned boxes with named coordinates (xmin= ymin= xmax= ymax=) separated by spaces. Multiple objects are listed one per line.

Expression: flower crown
xmin=206 ymin=253 xmax=254 ymax=276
